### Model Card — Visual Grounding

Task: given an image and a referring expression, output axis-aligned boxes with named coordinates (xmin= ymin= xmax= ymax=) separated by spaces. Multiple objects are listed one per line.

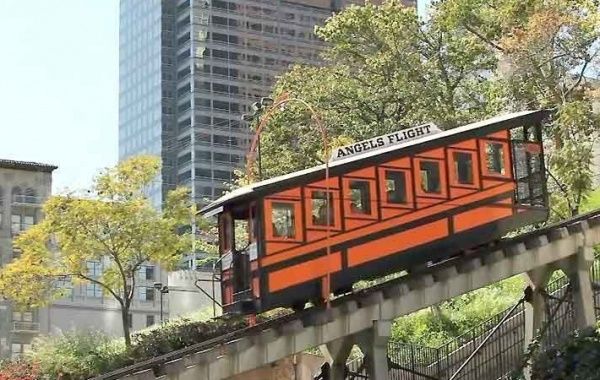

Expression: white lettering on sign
xmin=330 ymin=123 xmax=442 ymax=162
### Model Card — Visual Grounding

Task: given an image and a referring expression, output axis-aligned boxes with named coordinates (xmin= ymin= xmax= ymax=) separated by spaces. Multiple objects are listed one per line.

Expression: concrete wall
xmin=168 ymin=270 xmax=221 ymax=319
xmin=46 ymin=299 xmax=168 ymax=337
xmin=228 ymin=353 xmax=325 ymax=380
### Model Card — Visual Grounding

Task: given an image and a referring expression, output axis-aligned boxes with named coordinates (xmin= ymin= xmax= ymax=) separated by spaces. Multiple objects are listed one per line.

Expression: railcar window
xmin=312 ymin=191 xmax=334 ymax=226
xmin=453 ymin=152 xmax=474 ymax=184
xmin=349 ymin=180 xmax=371 ymax=214
xmin=420 ymin=161 xmax=442 ymax=194
xmin=272 ymin=203 xmax=295 ymax=238
xmin=385 ymin=171 xmax=407 ymax=204
xmin=486 ymin=142 xmax=505 ymax=174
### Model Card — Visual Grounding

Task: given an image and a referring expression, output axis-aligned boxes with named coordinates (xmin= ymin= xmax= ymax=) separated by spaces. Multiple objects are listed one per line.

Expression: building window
xmin=311 ymin=191 xmax=334 ymax=226
xmin=12 ymin=311 xmax=33 ymax=322
xmin=139 ymin=287 xmax=155 ymax=302
xmin=139 ymin=265 xmax=155 ymax=281
xmin=86 ymin=283 xmax=103 ymax=298
xmin=349 ymin=181 xmax=371 ymax=214
xmin=420 ymin=161 xmax=442 ymax=194
xmin=271 ymin=203 xmax=295 ymax=238
xmin=55 ymin=277 xmax=73 ymax=297
xmin=385 ymin=171 xmax=407 ymax=204
xmin=11 ymin=215 xmax=21 ymax=235
xmin=87 ymin=261 xmax=102 ymax=276
xmin=146 ymin=315 xmax=155 ymax=327
xmin=486 ymin=142 xmax=505 ymax=174
xmin=453 ymin=152 xmax=474 ymax=185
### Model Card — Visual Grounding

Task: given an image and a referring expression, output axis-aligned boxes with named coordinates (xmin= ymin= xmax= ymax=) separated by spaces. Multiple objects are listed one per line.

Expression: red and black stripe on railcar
xmin=200 ymin=109 xmax=551 ymax=315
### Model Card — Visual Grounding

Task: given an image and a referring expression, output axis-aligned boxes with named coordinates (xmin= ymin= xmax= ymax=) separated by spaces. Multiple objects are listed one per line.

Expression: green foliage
xmin=509 ymin=324 xmax=600 ymax=379
xmin=246 ymin=0 xmax=496 ymax=180
xmin=0 ymin=155 xmax=201 ymax=347
xmin=392 ymin=276 xmax=525 ymax=347
xmin=436 ymin=0 xmax=600 ymax=219
xmin=245 ymin=0 xmax=600 ymax=220
xmin=583 ymin=188 xmax=600 ymax=212
xmin=25 ymin=330 xmax=129 ymax=380
xmin=0 ymin=306 xmax=290 ymax=379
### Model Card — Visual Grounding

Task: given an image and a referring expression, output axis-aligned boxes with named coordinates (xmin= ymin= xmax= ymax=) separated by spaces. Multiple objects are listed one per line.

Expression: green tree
xmin=436 ymin=0 xmax=600 ymax=218
xmin=242 ymin=0 xmax=600 ymax=221
xmin=0 ymin=155 xmax=197 ymax=347
xmin=245 ymin=0 xmax=496 ymax=180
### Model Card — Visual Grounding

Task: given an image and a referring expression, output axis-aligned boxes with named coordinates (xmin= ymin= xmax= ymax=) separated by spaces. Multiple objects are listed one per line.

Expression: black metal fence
xmin=343 ymin=254 xmax=600 ymax=380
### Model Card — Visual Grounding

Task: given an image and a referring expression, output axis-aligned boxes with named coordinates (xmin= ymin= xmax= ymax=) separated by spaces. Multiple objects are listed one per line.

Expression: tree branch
xmin=463 ymin=24 xmax=504 ymax=52
xmin=564 ymin=55 xmax=594 ymax=98
xmin=75 ymin=273 xmax=124 ymax=305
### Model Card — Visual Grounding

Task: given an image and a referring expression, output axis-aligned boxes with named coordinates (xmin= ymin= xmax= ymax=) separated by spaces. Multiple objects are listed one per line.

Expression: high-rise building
xmin=119 ymin=0 xmax=416 ymax=208
xmin=118 ymin=0 xmax=416 ymax=319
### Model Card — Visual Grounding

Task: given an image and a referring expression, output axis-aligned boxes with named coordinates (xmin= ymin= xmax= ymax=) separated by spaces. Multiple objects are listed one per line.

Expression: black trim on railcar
xmin=254 ymin=208 xmax=548 ymax=312
xmin=262 ymin=191 xmax=520 ymax=274
xmin=200 ymin=110 xmax=551 ymax=215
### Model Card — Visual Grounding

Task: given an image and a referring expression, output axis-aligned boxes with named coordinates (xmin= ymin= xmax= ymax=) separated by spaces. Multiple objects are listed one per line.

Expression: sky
xmin=0 ymin=0 xmax=430 ymax=194
xmin=0 ymin=1 xmax=119 ymax=193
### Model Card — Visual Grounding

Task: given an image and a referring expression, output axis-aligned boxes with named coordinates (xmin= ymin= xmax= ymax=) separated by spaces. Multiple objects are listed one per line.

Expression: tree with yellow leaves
xmin=0 ymin=155 xmax=199 ymax=347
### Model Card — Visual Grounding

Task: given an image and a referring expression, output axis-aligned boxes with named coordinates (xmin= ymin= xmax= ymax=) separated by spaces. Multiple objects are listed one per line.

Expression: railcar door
xmin=219 ymin=205 xmax=257 ymax=314
xmin=509 ymin=123 xmax=548 ymax=208
xmin=218 ymin=211 xmax=235 ymax=311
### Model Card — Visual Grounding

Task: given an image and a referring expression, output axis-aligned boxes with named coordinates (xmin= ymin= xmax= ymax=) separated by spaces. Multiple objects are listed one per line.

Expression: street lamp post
xmin=153 ymin=282 xmax=169 ymax=323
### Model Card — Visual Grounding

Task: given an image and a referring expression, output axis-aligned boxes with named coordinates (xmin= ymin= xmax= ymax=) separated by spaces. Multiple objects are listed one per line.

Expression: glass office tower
xmin=119 ymin=0 xmax=416 ymax=208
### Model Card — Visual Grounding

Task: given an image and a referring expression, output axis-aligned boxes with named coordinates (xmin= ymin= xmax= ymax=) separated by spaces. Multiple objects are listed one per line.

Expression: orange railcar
xmin=200 ymin=110 xmax=550 ymax=315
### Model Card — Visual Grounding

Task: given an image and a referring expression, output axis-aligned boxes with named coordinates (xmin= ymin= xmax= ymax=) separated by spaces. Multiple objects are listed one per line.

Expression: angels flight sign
xmin=330 ymin=123 xmax=442 ymax=162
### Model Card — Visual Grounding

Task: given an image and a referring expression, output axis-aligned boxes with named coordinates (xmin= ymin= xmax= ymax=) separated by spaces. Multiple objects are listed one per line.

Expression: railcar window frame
xmin=453 ymin=151 xmax=475 ymax=185
xmin=311 ymin=190 xmax=335 ymax=227
xmin=419 ymin=160 xmax=442 ymax=194
xmin=378 ymin=167 xmax=413 ymax=209
xmin=270 ymin=202 xmax=297 ymax=239
xmin=348 ymin=180 xmax=372 ymax=215
xmin=480 ymin=140 xmax=511 ymax=178
xmin=385 ymin=170 xmax=407 ymax=204
xmin=305 ymin=187 xmax=342 ymax=231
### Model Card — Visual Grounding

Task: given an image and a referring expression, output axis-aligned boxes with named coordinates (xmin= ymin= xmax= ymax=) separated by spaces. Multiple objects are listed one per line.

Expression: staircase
xmin=345 ymin=255 xmax=600 ymax=380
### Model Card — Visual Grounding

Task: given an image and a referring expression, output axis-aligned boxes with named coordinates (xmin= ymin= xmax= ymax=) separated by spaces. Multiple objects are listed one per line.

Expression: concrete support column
xmin=522 ymin=265 xmax=552 ymax=380
xmin=356 ymin=320 xmax=392 ymax=380
xmin=559 ymin=245 xmax=596 ymax=329
xmin=320 ymin=336 xmax=354 ymax=380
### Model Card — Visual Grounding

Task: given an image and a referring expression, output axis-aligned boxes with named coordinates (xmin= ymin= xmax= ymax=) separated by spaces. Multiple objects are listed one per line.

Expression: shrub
xmin=392 ymin=276 xmax=525 ymax=347
xmin=27 ymin=330 xmax=130 ymax=380
xmin=509 ymin=325 xmax=600 ymax=379
xmin=129 ymin=308 xmax=289 ymax=361
xmin=0 ymin=360 xmax=40 ymax=380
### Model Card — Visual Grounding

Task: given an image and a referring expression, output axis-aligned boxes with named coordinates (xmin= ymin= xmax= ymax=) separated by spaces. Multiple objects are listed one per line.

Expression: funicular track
xmin=93 ymin=209 xmax=600 ymax=380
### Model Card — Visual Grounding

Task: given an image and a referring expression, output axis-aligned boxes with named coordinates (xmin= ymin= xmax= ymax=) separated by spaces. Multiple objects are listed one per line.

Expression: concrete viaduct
xmin=98 ymin=213 xmax=600 ymax=380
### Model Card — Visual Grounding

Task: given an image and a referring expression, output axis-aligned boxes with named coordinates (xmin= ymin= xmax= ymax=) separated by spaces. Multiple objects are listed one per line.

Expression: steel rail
xmin=92 ymin=209 xmax=600 ymax=380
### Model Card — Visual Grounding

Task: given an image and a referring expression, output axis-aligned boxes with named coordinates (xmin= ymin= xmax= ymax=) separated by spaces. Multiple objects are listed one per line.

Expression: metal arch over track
xmin=94 ymin=210 xmax=600 ymax=380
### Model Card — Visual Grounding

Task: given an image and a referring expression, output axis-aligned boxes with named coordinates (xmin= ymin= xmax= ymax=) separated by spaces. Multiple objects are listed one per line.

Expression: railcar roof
xmin=200 ymin=109 xmax=549 ymax=216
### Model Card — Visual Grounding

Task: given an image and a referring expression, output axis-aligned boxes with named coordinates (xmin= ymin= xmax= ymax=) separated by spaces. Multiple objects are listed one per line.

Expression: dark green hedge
xmin=510 ymin=325 xmax=600 ymax=380
xmin=2 ymin=309 xmax=290 ymax=380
